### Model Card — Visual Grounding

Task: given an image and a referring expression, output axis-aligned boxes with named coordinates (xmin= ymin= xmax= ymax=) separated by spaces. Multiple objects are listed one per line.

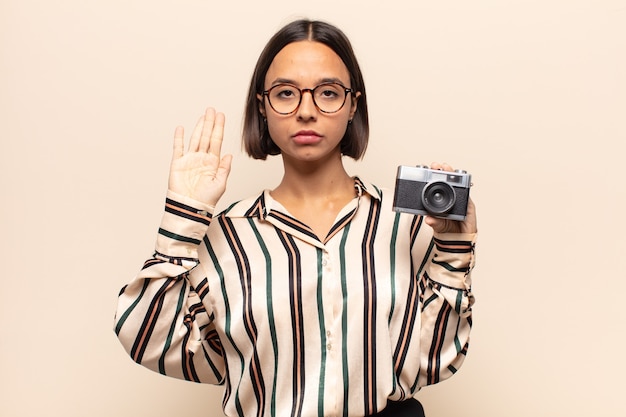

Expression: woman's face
xmin=259 ymin=41 xmax=359 ymax=165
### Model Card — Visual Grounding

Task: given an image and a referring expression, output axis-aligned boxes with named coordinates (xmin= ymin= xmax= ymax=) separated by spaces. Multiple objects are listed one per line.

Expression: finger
xmin=208 ymin=112 xmax=226 ymax=158
xmin=199 ymin=108 xmax=217 ymax=153
xmin=441 ymin=162 xmax=453 ymax=172
xmin=424 ymin=215 xmax=447 ymax=233
xmin=188 ymin=115 xmax=205 ymax=152
xmin=430 ymin=162 xmax=453 ymax=172
xmin=464 ymin=198 xmax=478 ymax=233
xmin=215 ymin=154 xmax=233 ymax=183
xmin=173 ymin=126 xmax=184 ymax=160
xmin=424 ymin=215 xmax=438 ymax=228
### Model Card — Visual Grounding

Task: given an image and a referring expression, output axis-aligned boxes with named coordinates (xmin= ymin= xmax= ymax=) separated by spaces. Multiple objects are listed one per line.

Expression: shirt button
xmin=322 ymin=259 xmax=328 ymax=266
xmin=327 ymin=343 xmax=332 ymax=351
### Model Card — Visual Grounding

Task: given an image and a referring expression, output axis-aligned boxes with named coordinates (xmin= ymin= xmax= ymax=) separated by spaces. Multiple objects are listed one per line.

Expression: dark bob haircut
xmin=242 ymin=19 xmax=369 ymax=160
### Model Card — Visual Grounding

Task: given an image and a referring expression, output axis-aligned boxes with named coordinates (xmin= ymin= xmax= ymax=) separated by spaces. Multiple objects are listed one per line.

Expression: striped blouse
xmin=114 ymin=177 xmax=476 ymax=417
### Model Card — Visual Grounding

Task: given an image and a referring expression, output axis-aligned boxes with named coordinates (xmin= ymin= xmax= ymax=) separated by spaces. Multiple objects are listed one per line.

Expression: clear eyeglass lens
xmin=268 ymin=83 xmax=348 ymax=114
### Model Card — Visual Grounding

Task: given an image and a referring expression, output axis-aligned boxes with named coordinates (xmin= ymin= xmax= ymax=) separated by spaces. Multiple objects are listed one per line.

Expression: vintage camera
xmin=393 ymin=165 xmax=472 ymax=221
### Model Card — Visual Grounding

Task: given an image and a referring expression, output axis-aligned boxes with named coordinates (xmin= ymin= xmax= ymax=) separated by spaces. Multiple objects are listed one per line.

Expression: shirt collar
xmin=222 ymin=176 xmax=381 ymax=220
xmin=354 ymin=176 xmax=382 ymax=201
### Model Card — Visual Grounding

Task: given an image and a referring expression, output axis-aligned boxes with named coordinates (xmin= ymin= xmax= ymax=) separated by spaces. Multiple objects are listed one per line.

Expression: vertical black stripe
xmin=159 ymin=279 xmax=188 ymax=375
xmin=220 ymin=217 xmax=266 ymax=416
xmin=276 ymin=229 xmax=305 ymax=417
xmin=339 ymin=224 xmax=351 ymax=417
xmin=248 ymin=218 xmax=279 ymax=416
xmin=182 ymin=307 xmax=201 ymax=382
xmin=427 ymin=302 xmax=453 ymax=384
xmin=392 ymin=268 xmax=419 ymax=393
xmin=130 ymin=277 xmax=179 ymax=363
xmin=204 ymin=234 xmax=242 ymax=415
xmin=361 ymin=198 xmax=381 ymax=414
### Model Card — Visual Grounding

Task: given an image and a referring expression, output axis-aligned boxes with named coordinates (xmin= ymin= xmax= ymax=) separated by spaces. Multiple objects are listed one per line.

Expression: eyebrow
xmin=269 ymin=77 xmax=348 ymax=87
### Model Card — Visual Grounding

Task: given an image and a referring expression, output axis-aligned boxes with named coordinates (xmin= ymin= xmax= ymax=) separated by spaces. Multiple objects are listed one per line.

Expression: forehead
xmin=265 ymin=41 xmax=350 ymax=86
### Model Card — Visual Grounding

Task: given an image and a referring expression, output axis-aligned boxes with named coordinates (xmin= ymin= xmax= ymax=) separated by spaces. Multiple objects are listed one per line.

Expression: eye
xmin=321 ymin=89 xmax=339 ymax=98
xmin=316 ymin=84 xmax=343 ymax=100
xmin=272 ymin=85 xmax=299 ymax=100
xmin=277 ymin=90 xmax=295 ymax=98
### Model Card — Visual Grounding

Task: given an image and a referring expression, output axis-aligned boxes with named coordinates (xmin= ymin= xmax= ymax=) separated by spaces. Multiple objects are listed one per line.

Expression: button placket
xmin=320 ymin=248 xmax=341 ymax=416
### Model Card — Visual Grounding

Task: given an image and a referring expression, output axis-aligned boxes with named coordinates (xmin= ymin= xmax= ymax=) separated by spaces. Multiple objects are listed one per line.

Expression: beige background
xmin=1 ymin=0 xmax=625 ymax=416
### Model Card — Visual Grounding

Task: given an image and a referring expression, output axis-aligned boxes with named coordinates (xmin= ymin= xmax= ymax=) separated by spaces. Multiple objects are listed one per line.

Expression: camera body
xmin=393 ymin=165 xmax=472 ymax=221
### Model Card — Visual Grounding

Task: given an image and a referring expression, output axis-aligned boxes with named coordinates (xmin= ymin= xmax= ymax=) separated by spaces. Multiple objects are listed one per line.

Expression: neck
xmin=270 ymin=155 xmax=357 ymax=240
xmin=273 ymin=155 xmax=354 ymax=201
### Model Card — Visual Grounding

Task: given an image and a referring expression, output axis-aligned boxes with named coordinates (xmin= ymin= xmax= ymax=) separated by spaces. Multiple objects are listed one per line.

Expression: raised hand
xmin=424 ymin=162 xmax=477 ymax=234
xmin=168 ymin=108 xmax=233 ymax=208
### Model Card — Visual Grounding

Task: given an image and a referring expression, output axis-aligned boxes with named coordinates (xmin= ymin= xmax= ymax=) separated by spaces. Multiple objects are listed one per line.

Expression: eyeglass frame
xmin=261 ymin=82 xmax=355 ymax=115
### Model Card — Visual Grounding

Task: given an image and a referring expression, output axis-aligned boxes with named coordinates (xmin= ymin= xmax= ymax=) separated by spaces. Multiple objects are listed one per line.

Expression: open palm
xmin=168 ymin=108 xmax=232 ymax=207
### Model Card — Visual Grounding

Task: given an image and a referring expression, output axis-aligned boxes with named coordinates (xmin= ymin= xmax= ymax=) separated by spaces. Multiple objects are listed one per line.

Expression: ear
xmin=257 ymin=93 xmax=266 ymax=118
xmin=349 ymin=91 xmax=361 ymax=120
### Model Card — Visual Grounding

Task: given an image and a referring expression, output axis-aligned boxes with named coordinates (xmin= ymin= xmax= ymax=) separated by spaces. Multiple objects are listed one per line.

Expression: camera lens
xmin=422 ymin=181 xmax=456 ymax=215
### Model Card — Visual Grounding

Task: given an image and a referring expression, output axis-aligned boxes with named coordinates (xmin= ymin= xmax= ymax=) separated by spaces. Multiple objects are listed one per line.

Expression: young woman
xmin=114 ymin=19 xmax=477 ymax=417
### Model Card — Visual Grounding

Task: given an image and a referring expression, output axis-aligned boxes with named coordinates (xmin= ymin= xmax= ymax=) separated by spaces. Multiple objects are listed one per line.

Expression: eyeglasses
xmin=262 ymin=82 xmax=354 ymax=115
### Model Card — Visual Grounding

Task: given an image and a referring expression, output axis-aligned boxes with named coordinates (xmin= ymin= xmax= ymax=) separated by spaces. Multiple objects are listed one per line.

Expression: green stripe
xmin=158 ymin=227 xmax=201 ymax=245
xmin=389 ymin=212 xmax=401 ymax=322
xmin=455 ymin=290 xmax=463 ymax=314
xmin=432 ymin=258 xmax=468 ymax=273
xmin=114 ymin=279 xmax=150 ymax=335
xmin=316 ymin=248 xmax=327 ymax=417
xmin=159 ymin=279 xmax=187 ymax=374
xmin=339 ymin=224 xmax=351 ymax=417
xmin=206 ymin=238 xmax=244 ymax=412
xmin=388 ymin=212 xmax=401 ymax=395
xmin=417 ymin=238 xmax=435 ymax=278
xmin=454 ymin=291 xmax=463 ymax=352
xmin=249 ymin=219 xmax=278 ymax=417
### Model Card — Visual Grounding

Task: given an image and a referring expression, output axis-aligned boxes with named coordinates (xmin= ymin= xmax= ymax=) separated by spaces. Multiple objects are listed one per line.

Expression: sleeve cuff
xmin=155 ymin=190 xmax=215 ymax=258
xmin=428 ymin=232 xmax=477 ymax=289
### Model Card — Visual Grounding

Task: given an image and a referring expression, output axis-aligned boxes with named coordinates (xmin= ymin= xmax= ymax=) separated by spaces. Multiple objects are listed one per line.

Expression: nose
xmin=296 ymin=89 xmax=317 ymax=120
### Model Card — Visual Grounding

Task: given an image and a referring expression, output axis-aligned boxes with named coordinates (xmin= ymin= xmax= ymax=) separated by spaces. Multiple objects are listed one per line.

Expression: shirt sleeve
xmin=113 ymin=191 xmax=225 ymax=384
xmin=416 ymin=230 xmax=476 ymax=387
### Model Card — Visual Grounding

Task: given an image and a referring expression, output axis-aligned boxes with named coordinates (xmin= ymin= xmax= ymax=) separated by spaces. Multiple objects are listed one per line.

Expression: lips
xmin=292 ymin=130 xmax=322 ymax=145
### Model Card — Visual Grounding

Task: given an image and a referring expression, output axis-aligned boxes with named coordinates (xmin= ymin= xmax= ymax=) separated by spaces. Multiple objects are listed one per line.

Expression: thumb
xmin=172 ymin=126 xmax=185 ymax=160
xmin=215 ymin=154 xmax=233 ymax=183
xmin=424 ymin=215 xmax=452 ymax=234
